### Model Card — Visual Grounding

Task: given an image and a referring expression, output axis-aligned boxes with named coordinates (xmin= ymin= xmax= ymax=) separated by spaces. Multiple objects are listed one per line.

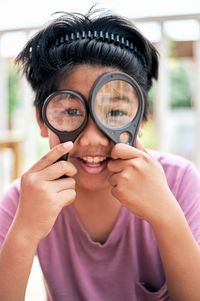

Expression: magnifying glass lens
xmin=94 ymin=80 xmax=138 ymax=129
xmin=45 ymin=92 xmax=86 ymax=132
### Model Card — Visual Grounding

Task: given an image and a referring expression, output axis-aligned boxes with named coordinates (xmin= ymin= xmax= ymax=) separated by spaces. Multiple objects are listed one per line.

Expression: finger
xmin=30 ymin=142 xmax=74 ymax=172
xmin=46 ymin=177 xmax=76 ymax=192
xmin=108 ymin=173 xmax=119 ymax=187
xmin=37 ymin=160 xmax=77 ymax=180
xmin=57 ymin=189 xmax=76 ymax=207
xmin=111 ymin=142 xmax=147 ymax=160
xmin=107 ymin=159 xmax=125 ymax=173
xmin=108 ymin=157 xmax=142 ymax=173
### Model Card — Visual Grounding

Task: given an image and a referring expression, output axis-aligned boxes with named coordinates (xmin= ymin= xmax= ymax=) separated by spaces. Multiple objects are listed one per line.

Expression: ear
xmin=35 ymin=109 xmax=48 ymax=137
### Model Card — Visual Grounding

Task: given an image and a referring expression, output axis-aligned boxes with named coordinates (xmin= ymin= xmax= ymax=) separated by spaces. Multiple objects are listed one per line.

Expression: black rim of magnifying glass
xmin=89 ymin=71 xmax=145 ymax=145
xmin=42 ymin=90 xmax=88 ymax=144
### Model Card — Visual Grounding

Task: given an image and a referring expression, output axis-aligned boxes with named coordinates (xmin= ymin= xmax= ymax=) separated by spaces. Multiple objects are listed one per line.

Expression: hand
xmin=107 ymin=140 xmax=175 ymax=224
xmin=15 ymin=141 xmax=77 ymax=243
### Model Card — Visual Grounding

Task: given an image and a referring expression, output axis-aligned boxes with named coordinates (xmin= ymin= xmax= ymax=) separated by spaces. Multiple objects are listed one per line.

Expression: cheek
xmin=48 ymin=130 xmax=61 ymax=148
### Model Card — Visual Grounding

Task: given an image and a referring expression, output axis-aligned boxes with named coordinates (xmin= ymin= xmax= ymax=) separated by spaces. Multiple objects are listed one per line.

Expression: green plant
xmin=169 ymin=59 xmax=192 ymax=108
xmin=7 ymin=59 xmax=21 ymax=129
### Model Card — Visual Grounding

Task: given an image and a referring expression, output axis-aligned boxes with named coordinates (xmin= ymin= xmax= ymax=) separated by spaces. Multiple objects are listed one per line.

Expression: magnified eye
xmin=106 ymin=108 xmax=130 ymax=127
xmin=63 ymin=108 xmax=83 ymax=116
xmin=107 ymin=110 xmax=127 ymax=117
xmin=45 ymin=93 xmax=86 ymax=131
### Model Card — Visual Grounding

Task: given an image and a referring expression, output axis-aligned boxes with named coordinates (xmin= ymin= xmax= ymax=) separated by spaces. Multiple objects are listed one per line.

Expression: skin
xmin=0 ymin=64 xmax=200 ymax=301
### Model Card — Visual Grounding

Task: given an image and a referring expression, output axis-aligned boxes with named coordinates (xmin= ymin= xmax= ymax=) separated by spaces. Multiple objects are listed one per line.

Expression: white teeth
xmin=82 ymin=156 xmax=106 ymax=163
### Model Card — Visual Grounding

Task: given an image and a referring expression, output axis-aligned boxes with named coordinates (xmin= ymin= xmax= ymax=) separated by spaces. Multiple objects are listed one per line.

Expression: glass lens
xmin=94 ymin=80 xmax=139 ymax=129
xmin=45 ymin=92 xmax=86 ymax=132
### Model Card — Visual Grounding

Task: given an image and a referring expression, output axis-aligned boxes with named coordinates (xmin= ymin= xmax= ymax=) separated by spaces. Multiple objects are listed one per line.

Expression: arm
xmin=107 ymin=142 xmax=200 ymax=301
xmin=0 ymin=142 xmax=76 ymax=301
xmin=152 ymin=199 xmax=200 ymax=301
xmin=0 ymin=216 xmax=38 ymax=301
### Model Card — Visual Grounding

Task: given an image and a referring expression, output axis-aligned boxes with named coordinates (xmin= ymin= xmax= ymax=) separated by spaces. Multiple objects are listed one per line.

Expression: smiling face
xmin=38 ymin=64 xmax=135 ymax=192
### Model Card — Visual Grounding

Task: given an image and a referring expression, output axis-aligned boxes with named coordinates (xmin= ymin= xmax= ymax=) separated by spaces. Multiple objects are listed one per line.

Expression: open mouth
xmin=78 ymin=156 xmax=110 ymax=174
xmin=81 ymin=156 xmax=107 ymax=164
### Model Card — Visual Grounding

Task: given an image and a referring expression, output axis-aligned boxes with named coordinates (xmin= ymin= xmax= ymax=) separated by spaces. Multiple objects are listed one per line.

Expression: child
xmin=0 ymin=8 xmax=200 ymax=301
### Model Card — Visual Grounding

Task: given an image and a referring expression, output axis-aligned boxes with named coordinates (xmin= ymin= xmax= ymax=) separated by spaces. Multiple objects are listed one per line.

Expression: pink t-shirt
xmin=1 ymin=150 xmax=200 ymax=301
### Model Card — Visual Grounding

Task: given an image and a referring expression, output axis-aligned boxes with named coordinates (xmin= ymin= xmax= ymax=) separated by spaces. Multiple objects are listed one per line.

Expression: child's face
xmin=38 ymin=64 xmax=140 ymax=192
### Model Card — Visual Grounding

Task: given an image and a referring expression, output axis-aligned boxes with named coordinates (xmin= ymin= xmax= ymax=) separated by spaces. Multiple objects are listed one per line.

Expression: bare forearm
xmin=0 ymin=143 xmax=76 ymax=301
xmin=153 ymin=203 xmax=200 ymax=301
xmin=0 ymin=219 xmax=38 ymax=301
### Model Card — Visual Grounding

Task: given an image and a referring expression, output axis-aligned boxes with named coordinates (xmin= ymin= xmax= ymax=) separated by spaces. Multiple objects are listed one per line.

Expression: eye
xmin=107 ymin=110 xmax=127 ymax=117
xmin=63 ymin=108 xmax=83 ymax=116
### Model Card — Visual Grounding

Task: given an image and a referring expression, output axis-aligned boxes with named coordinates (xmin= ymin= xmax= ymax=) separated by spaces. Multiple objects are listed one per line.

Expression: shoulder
xmin=148 ymin=149 xmax=192 ymax=170
xmin=148 ymin=149 xmax=200 ymax=198
xmin=148 ymin=149 xmax=198 ymax=181
xmin=148 ymin=150 xmax=200 ymax=245
xmin=0 ymin=179 xmax=21 ymax=247
xmin=0 ymin=178 xmax=20 ymax=212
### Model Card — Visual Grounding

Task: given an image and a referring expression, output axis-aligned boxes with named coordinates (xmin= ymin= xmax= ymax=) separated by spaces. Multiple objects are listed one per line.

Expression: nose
xmin=77 ymin=118 xmax=110 ymax=147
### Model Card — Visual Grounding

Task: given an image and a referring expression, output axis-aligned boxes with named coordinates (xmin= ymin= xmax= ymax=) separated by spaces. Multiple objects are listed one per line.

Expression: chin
xmin=75 ymin=174 xmax=109 ymax=193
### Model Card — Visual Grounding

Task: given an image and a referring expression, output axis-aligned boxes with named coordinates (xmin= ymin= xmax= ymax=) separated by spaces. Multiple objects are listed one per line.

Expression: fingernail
xmin=63 ymin=141 xmax=73 ymax=148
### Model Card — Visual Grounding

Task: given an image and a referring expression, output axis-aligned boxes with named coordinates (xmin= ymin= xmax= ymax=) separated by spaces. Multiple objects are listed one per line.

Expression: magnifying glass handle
xmin=60 ymin=154 xmax=68 ymax=161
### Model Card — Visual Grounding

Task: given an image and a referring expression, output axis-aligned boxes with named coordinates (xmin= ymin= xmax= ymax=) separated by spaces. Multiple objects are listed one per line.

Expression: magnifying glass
xmin=89 ymin=71 xmax=144 ymax=145
xmin=42 ymin=71 xmax=144 ymax=148
xmin=42 ymin=90 xmax=88 ymax=143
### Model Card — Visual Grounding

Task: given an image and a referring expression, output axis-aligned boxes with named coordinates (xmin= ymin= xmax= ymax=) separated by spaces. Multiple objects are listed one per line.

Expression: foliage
xmin=169 ymin=59 xmax=192 ymax=108
xmin=7 ymin=59 xmax=21 ymax=128
xmin=147 ymin=58 xmax=193 ymax=111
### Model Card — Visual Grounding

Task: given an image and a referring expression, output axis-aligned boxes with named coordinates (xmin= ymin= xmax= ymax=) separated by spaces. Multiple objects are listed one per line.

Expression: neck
xmin=73 ymin=185 xmax=122 ymax=243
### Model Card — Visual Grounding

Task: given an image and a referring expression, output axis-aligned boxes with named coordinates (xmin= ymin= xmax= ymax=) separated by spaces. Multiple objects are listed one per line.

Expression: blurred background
xmin=1 ymin=0 xmax=200 ymax=299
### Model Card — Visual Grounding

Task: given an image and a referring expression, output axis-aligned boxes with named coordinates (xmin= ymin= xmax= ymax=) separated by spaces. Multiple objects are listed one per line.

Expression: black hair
xmin=16 ymin=7 xmax=159 ymax=120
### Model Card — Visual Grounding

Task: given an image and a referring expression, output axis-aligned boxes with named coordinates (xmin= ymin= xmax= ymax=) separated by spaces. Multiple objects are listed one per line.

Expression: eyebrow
xmin=104 ymin=95 xmax=133 ymax=104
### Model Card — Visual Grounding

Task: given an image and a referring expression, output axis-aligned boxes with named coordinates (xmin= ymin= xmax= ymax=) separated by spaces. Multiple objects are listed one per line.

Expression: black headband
xmin=54 ymin=30 xmax=147 ymax=68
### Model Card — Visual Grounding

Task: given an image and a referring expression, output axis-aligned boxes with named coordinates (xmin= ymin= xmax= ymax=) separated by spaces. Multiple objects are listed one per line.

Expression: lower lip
xmin=78 ymin=159 xmax=108 ymax=174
